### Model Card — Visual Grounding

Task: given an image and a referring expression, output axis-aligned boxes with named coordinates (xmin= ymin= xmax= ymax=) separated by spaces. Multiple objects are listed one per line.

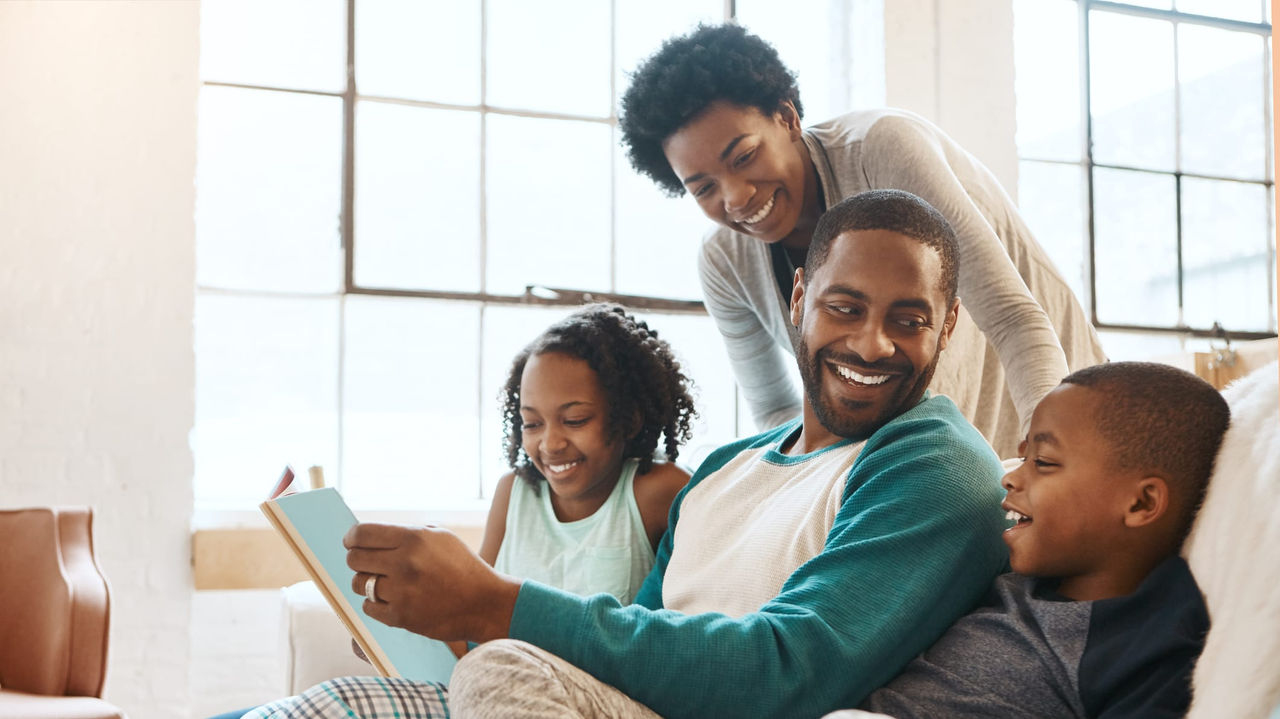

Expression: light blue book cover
xmin=266 ymin=487 xmax=458 ymax=685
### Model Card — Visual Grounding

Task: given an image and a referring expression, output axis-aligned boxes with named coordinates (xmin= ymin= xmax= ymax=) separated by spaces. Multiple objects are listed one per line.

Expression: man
xmin=343 ymin=190 xmax=1009 ymax=719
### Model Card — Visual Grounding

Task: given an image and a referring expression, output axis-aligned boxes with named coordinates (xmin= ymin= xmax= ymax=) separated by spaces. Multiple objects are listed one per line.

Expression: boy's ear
xmin=1122 ymin=476 xmax=1169 ymax=529
xmin=790 ymin=268 xmax=805 ymax=327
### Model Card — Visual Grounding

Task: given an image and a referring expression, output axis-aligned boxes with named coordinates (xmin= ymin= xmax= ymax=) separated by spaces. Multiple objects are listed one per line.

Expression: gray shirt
xmin=698 ymin=109 xmax=1106 ymax=458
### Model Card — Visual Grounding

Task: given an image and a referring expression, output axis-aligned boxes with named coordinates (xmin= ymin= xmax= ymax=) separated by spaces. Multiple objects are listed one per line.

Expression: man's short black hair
xmin=803 ymin=189 xmax=960 ymax=304
xmin=1062 ymin=361 xmax=1230 ymax=541
xmin=618 ymin=23 xmax=802 ymax=197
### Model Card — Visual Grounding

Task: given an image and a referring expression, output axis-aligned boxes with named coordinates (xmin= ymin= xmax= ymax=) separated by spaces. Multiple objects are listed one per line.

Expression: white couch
xmin=279 ymin=362 xmax=1280 ymax=716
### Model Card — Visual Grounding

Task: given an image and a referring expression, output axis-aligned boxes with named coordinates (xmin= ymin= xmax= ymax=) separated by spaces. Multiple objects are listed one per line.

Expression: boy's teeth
xmin=836 ymin=365 xmax=891 ymax=385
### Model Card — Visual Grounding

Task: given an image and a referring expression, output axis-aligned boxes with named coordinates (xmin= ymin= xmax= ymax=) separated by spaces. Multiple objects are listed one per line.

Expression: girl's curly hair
xmin=500 ymin=303 xmax=697 ymax=488
xmin=619 ymin=23 xmax=803 ymax=197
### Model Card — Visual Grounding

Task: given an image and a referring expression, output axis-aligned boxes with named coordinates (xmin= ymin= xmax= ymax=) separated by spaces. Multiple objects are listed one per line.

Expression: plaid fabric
xmin=244 ymin=676 xmax=450 ymax=719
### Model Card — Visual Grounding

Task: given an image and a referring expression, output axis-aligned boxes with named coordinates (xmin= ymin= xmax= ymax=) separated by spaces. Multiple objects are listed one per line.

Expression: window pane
xmin=478 ymin=305 xmax=577 ymax=499
xmin=1090 ymin=11 xmax=1176 ymax=171
xmin=614 ymin=0 xmax=723 ymax=107
xmin=193 ymin=294 xmax=339 ymax=509
xmin=736 ymin=0 xmax=845 ymax=122
xmin=196 ymin=87 xmax=343 ymax=293
xmin=1180 ymin=178 xmax=1274 ymax=331
xmin=343 ymin=297 xmax=482 ymax=509
xmin=1013 ymin=0 xmax=1081 ymax=161
xmin=632 ymin=312 xmax=741 ymax=470
xmin=356 ymin=0 xmax=481 ymax=104
xmin=200 ymin=0 xmax=345 ymax=92
xmin=1092 ymin=168 xmax=1180 ymax=326
xmin=354 ymin=102 xmax=481 ymax=292
xmin=1178 ymin=25 xmax=1267 ymax=180
xmin=1113 ymin=0 xmax=1173 ymax=8
xmin=486 ymin=0 xmax=611 ymax=117
xmin=1176 ymin=0 xmax=1265 ymax=23
xmin=1017 ymin=161 xmax=1089 ymax=305
xmin=485 ymin=115 xmax=612 ymax=294
xmin=1096 ymin=329 xmax=1185 ymax=361
xmin=614 ymin=138 xmax=708 ymax=300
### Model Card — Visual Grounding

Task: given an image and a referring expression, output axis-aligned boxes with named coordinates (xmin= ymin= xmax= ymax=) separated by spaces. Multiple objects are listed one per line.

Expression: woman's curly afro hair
xmin=618 ymin=23 xmax=803 ymax=198
xmin=501 ymin=303 xmax=698 ymax=488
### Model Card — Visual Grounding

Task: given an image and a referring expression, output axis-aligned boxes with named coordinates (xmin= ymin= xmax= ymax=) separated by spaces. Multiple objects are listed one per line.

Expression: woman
xmin=619 ymin=23 xmax=1105 ymax=457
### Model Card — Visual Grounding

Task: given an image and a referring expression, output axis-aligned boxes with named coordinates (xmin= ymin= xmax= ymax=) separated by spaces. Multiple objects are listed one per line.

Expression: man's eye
xmin=896 ymin=317 xmax=925 ymax=329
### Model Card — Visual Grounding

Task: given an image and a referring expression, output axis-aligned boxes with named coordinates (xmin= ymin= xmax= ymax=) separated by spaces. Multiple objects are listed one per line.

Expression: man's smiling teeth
xmin=1005 ymin=509 xmax=1031 ymax=523
xmin=835 ymin=365 xmax=891 ymax=386
xmin=546 ymin=460 xmax=582 ymax=473
xmin=741 ymin=193 xmax=775 ymax=225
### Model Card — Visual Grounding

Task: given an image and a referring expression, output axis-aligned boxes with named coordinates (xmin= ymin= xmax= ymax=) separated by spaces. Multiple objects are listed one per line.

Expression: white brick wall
xmin=0 ymin=2 xmax=198 ymax=717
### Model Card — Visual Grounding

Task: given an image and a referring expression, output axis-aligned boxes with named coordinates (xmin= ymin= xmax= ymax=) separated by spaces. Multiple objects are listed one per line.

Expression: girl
xmin=237 ymin=303 xmax=697 ymax=719
xmin=618 ymin=23 xmax=1107 ymax=458
xmin=480 ymin=302 xmax=697 ymax=604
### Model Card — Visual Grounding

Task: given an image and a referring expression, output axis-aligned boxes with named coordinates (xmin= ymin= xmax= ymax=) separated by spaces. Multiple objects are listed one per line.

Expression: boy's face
xmin=1001 ymin=383 xmax=1136 ymax=598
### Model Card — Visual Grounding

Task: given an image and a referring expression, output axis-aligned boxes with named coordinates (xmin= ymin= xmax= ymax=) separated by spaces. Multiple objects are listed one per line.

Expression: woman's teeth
xmin=1005 ymin=510 xmax=1031 ymax=523
xmin=742 ymin=193 xmax=776 ymax=225
xmin=836 ymin=365 xmax=891 ymax=386
xmin=547 ymin=460 xmax=581 ymax=473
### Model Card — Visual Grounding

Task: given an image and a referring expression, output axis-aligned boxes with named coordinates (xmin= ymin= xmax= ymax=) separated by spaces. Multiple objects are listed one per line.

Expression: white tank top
xmin=494 ymin=458 xmax=655 ymax=604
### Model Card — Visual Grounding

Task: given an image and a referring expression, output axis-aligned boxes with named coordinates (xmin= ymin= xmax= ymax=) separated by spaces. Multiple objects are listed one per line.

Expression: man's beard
xmin=796 ymin=337 xmax=943 ymax=442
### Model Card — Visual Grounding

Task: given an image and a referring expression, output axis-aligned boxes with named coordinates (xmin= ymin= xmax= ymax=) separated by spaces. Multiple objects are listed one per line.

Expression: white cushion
xmin=1185 ymin=361 xmax=1280 ymax=718
xmin=279 ymin=581 xmax=374 ymax=694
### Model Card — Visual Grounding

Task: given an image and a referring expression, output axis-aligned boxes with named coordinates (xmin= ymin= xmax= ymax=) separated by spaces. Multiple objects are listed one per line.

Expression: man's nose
xmin=848 ymin=322 xmax=895 ymax=364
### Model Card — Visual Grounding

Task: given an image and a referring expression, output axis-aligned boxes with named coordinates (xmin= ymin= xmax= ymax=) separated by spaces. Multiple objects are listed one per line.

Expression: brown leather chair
xmin=0 ymin=507 xmax=126 ymax=719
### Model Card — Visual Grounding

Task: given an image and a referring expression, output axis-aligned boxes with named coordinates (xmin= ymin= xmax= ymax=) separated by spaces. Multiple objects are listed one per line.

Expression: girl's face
xmin=519 ymin=351 xmax=628 ymax=518
xmin=661 ymin=100 xmax=815 ymax=248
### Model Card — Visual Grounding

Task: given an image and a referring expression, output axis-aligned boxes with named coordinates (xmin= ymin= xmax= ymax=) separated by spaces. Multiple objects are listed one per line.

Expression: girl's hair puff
xmin=500 ymin=303 xmax=697 ymax=488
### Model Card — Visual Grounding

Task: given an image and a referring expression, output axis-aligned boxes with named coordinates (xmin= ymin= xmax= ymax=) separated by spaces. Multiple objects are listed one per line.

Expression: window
xmin=1013 ymin=0 xmax=1276 ymax=344
xmin=194 ymin=1 xmax=851 ymax=512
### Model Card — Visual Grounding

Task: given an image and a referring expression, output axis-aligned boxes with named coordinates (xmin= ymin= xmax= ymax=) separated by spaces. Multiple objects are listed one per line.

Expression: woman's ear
xmin=777 ymin=101 xmax=803 ymax=140
xmin=1123 ymin=477 xmax=1170 ymax=529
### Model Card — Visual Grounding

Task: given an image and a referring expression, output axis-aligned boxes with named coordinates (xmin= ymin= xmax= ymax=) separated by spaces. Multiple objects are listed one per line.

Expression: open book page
xmin=260 ymin=487 xmax=458 ymax=685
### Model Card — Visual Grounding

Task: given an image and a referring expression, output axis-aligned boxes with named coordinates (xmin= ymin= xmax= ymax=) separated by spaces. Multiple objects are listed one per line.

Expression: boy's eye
xmin=1033 ymin=458 xmax=1058 ymax=469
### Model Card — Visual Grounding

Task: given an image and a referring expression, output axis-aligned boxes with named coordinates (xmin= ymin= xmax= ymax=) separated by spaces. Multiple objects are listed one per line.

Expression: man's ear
xmin=1122 ymin=477 xmax=1169 ymax=529
xmin=790 ymin=268 xmax=806 ymax=327
xmin=777 ymin=101 xmax=803 ymax=140
xmin=936 ymin=297 xmax=961 ymax=351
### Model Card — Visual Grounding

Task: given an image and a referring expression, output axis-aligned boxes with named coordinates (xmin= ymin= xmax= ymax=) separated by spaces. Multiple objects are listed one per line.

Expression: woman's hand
xmin=345 ymin=523 xmax=522 ymax=644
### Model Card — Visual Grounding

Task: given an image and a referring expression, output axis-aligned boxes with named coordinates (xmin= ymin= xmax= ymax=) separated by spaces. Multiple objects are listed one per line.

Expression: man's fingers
xmin=343 ymin=522 xmax=409 ymax=550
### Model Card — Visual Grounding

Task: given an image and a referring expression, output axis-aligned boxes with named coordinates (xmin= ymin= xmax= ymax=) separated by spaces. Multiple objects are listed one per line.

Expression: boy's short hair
xmin=1062 ymin=361 xmax=1230 ymax=540
xmin=804 ymin=189 xmax=959 ymax=304
xmin=618 ymin=23 xmax=802 ymax=197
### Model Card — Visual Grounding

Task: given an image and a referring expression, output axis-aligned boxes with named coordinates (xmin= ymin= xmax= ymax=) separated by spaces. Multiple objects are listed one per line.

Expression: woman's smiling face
xmin=661 ymin=101 xmax=815 ymax=247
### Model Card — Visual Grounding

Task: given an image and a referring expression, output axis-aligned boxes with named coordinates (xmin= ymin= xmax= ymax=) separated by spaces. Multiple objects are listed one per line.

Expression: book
xmin=260 ymin=479 xmax=459 ymax=685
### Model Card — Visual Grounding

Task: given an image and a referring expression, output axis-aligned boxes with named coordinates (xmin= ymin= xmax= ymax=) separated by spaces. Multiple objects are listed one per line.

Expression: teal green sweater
xmin=509 ymin=394 xmax=1009 ymax=719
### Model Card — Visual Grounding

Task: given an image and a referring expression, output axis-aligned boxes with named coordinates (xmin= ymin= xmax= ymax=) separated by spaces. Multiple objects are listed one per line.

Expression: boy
xmin=844 ymin=361 xmax=1229 ymax=719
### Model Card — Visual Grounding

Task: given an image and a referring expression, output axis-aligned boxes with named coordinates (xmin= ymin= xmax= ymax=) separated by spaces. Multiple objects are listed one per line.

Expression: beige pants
xmin=450 ymin=639 xmax=662 ymax=719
